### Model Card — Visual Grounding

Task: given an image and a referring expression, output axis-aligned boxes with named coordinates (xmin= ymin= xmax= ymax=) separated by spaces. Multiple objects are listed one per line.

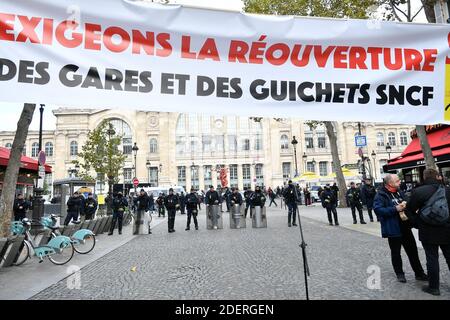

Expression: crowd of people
xmin=12 ymin=168 xmax=450 ymax=296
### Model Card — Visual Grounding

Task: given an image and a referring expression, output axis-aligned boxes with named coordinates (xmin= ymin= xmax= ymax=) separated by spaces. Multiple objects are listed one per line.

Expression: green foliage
xmin=243 ymin=0 xmax=378 ymax=19
xmin=73 ymin=120 xmax=126 ymax=185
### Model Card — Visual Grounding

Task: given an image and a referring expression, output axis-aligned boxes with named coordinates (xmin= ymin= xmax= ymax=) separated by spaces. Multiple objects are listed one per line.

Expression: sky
xmin=0 ymin=0 xmax=428 ymax=131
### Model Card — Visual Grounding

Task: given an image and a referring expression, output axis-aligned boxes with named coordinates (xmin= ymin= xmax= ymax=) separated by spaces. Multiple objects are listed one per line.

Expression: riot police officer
xmin=185 ymin=188 xmax=200 ymax=231
xmin=283 ymin=180 xmax=299 ymax=227
xmin=135 ymin=189 xmax=151 ymax=234
xmin=250 ymin=186 xmax=266 ymax=208
xmin=109 ymin=192 xmax=128 ymax=235
xmin=320 ymin=185 xmax=339 ymax=226
xmin=205 ymin=185 xmax=220 ymax=229
xmin=156 ymin=192 xmax=165 ymax=217
xmin=165 ymin=188 xmax=179 ymax=233
xmin=13 ymin=193 xmax=30 ymax=221
xmin=243 ymin=187 xmax=253 ymax=218
xmin=361 ymin=178 xmax=377 ymax=222
xmin=83 ymin=192 xmax=98 ymax=221
xmin=64 ymin=191 xmax=84 ymax=226
xmin=346 ymin=182 xmax=366 ymax=224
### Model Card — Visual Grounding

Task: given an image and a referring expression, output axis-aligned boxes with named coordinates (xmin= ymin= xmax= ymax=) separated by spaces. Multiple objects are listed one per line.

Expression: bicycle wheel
xmin=74 ymin=234 xmax=96 ymax=254
xmin=48 ymin=242 xmax=74 ymax=265
xmin=13 ymin=240 xmax=31 ymax=266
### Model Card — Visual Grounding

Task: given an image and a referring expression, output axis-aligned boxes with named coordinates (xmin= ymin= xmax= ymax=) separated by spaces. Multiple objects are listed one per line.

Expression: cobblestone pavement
xmin=31 ymin=206 xmax=450 ymax=300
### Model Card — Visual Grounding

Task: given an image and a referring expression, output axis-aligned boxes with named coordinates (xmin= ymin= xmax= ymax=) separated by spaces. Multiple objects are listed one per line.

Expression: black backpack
xmin=419 ymin=185 xmax=450 ymax=225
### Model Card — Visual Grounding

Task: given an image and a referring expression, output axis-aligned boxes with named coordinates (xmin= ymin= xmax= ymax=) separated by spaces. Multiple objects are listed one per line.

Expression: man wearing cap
xmin=13 ymin=193 xmax=31 ymax=221
xmin=64 ymin=191 xmax=84 ymax=226
xmin=283 ymin=180 xmax=299 ymax=227
xmin=83 ymin=192 xmax=98 ymax=221
xmin=185 ymin=187 xmax=200 ymax=231
xmin=165 ymin=188 xmax=179 ymax=233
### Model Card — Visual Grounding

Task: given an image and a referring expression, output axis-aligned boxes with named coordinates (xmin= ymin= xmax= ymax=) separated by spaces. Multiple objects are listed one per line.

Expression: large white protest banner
xmin=0 ymin=0 xmax=449 ymax=124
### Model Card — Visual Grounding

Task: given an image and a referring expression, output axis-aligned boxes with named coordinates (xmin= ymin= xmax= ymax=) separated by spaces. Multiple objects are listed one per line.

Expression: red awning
xmin=387 ymin=147 xmax=450 ymax=167
xmin=0 ymin=147 xmax=52 ymax=173
xmin=398 ymin=126 xmax=450 ymax=157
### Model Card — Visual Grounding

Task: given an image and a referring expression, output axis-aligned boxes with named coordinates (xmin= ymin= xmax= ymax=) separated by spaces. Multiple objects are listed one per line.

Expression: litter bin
xmin=229 ymin=204 xmax=246 ymax=229
xmin=251 ymin=206 xmax=267 ymax=228
xmin=206 ymin=204 xmax=223 ymax=229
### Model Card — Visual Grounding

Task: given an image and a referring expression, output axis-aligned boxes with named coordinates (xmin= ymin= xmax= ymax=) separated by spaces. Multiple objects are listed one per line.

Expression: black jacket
xmin=230 ymin=192 xmax=243 ymax=205
xmin=112 ymin=196 xmax=128 ymax=212
xmin=244 ymin=190 xmax=253 ymax=203
xmin=186 ymin=192 xmax=200 ymax=210
xmin=67 ymin=196 xmax=85 ymax=214
xmin=136 ymin=194 xmax=150 ymax=211
xmin=164 ymin=194 xmax=179 ymax=210
xmin=320 ymin=189 xmax=337 ymax=209
xmin=13 ymin=199 xmax=30 ymax=215
xmin=346 ymin=188 xmax=362 ymax=206
xmin=205 ymin=190 xmax=220 ymax=205
xmin=360 ymin=184 xmax=377 ymax=208
xmin=406 ymin=178 xmax=450 ymax=245
xmin=250 ymin=191 xmax=266 ymax=207
xmin=84 ymin=198 xmax=98 ymax=215
xmin=283 ymin=184 xmax=298 ymax=204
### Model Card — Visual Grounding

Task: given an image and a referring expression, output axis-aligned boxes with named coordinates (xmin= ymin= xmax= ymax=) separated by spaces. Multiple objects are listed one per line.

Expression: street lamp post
xmin=386 ymin=143 xmax=392 ymax=160
xmin=106 ymin=123 xmax=116 ymax=195
xmin=32 ymin=104 xmax=45 ymax=220
xmin=371 ymin=150 xmax=377 ymax=181
xmin=291 ymin=136 xmax=299 ymax=177
xmin=358 ymin=122 xmax=367 ymax=180
xmin=132 ymin=142 xmax=139 ymax=195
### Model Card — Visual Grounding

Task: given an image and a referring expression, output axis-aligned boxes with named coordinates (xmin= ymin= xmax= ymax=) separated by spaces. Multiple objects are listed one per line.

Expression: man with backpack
xmin=373 ymin=174 xmax=428 ymax=284
xmin=406 ymin=168 xmax=450 ymax=296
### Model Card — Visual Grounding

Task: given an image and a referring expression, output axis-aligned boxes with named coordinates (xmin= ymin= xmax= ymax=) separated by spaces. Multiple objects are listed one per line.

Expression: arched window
xmin=280 ymin=135 xmax=289 ymax=150
xmin=376 ymin=132 xmax=384 ymax=147
xmin=149 ymin=138 xmax=158 ymax=154
xmin=388 ymin=132 xmax=396 ymax=146
xmin=45 ymin=142 xmax=53 ymax=157
xmin=70 ymin=141 xmax=78 ymax=156
xmin=5 ymin=143 xmax=12 ymax=149
xmin=31 ymin=142 xmax=39 ymax=157
xmin=107 ymin=118 xmax=133 ymax=154
xmin=400 ymin=131 xmax=408 ymax=146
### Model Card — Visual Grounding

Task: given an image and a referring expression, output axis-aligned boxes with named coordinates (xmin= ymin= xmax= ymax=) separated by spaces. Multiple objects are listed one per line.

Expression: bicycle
xmin=38 ymin=215 xmax=96 ymax=254
xmin=124 ymin=210 xmax=153 ymax=233
xmin=9 ymin=218 xmax=75 ymax=266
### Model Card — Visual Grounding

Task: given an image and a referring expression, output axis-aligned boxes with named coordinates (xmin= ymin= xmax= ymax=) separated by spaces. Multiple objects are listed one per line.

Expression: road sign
xmin=37 ymin=165 xmax=45 ymax=188
xmin=355 ymin=135 xmax=367 ymax=147
xmin=133 ymin=178 xmax=139 ymax=187
xmin=38 ymin=150 xmax=46 ymax=166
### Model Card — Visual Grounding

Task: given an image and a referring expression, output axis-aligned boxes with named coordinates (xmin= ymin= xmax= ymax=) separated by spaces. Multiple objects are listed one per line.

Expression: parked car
xmin=309 ymin=185 xmax=323 ymax=203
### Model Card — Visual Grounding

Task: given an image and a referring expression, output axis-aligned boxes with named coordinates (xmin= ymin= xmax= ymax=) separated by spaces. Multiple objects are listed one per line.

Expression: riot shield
xmin=251 ymin=206 xmax=267 ymax=228
xmin=133 ymin=210 xmax=145 ymax=235
xmin=206 ymin=205 xmax=223 ymax=229
xmin=229 ymin=204 xmax=246 ymax=229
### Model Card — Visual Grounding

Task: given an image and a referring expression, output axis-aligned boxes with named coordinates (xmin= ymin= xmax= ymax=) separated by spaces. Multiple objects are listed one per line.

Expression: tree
xmin=244 ymin=0 xmax=379 ymax=207
xmin=0 ymin=104 xmax=35 ymax=237
xmin=73 ymin=120 xmax=126 ymax=195
xmin=382 ymin=0 xmax=437 ymax=170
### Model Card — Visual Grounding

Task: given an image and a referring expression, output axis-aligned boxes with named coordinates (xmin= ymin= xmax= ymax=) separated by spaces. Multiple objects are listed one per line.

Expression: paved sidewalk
xmin=0 ymin=216 xmax=166 ymax=300
xmin=28 ymin=206 xmax=450 ymax=300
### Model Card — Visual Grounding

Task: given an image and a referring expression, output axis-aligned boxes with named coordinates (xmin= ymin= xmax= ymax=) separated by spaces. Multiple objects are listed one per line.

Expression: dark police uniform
xmin=185 ymin=192 xmax=200 ymax=230
xmin=109 ymin=194 xmax=128 ymax=235
xmin=165 ymin=192 xmax=179 ymax=232
xmin=346 ymin=187 xmax=366 ymax=224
